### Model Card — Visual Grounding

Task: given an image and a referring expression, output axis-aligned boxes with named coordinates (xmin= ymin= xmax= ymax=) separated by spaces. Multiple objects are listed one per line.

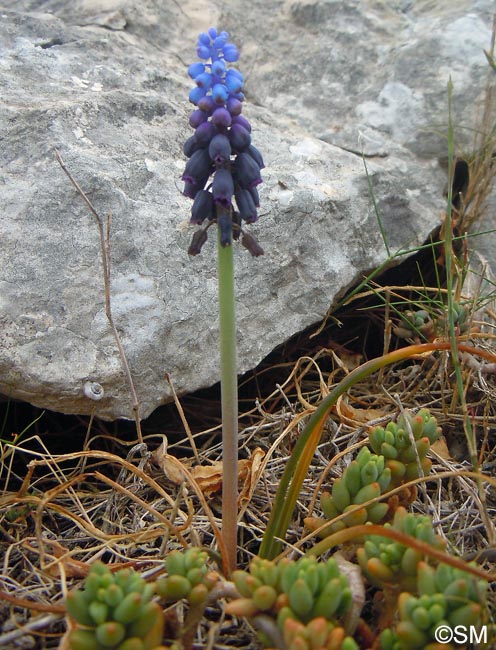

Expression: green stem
xmin=217 ymin=214 xmax=238 ymax=574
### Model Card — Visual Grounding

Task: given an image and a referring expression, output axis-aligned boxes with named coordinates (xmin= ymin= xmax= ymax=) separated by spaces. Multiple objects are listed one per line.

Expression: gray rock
xmin=1 ymin=0 xmax=493 ymax=420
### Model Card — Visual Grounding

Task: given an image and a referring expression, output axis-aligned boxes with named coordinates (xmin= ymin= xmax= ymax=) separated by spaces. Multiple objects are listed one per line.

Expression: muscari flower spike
xmin=181 ymin=27 xmax=265 ymax=255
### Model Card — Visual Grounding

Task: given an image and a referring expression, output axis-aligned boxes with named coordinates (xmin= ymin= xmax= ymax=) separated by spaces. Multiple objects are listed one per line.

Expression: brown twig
xmin=55 ymin=149 xmax=143 ymax=441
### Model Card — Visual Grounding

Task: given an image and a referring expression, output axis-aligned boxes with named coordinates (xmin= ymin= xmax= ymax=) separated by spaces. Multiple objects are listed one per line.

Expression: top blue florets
xmin=181 ymin=28 xmax=264 ymax=256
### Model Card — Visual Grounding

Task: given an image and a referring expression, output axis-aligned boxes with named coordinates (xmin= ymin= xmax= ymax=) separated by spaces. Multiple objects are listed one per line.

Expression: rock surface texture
xmin=1 ymin=0 xmax=494 ymax=419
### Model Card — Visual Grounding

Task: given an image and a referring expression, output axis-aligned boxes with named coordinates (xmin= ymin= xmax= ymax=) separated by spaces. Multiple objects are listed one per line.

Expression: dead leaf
xmin=239 ymin=447 xmax=265 ymax=506
xmin=152 ymin=439 xmax=265 ymax=502
xmin=336 ymin=396 xmax=388 ymax=427
xmin=431 ymin=437 xmax=452 ymax=461
xmin=151 ymin=438 xmax=191 ymax=484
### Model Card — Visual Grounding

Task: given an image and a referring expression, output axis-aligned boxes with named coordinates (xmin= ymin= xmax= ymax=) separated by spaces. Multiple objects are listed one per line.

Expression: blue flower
xmin=181 ymin=27 xmax=264 ymax=256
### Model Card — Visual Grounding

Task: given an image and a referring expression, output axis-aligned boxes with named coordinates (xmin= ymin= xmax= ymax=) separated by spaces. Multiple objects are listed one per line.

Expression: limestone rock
xmin=1 ymin=0 xmax=493 ymax=419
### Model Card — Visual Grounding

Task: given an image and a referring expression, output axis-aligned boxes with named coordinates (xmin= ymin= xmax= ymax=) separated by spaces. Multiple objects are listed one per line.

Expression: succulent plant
xmin=155 ymin=547 xmax=218 ymax=605
xmin=281 ymin=617 xmax=359 ymax=650
xmin=437 ymin=301 xmax=471 ymax=336
xmin=306 ymin=447 xmax=391 ymax=537
xmin=379 ymin=561 xmax=488 ymax=650
xmin=356 ymin=507 xmax=446 ymax=592
xmin=368 ymin=409 xmax=441 ymax=487
xmin=227 ymin=555 xmax=352 ymax=634
xmin=393 ymin=309 xmax=435 ymax=341
xmin=65 ymin=562 xmax=164 ymax=650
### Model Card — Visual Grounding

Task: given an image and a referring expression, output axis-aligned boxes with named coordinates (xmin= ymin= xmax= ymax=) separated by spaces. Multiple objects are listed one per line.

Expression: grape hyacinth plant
xmin=180 ymin=28 xmax=265 ymax=573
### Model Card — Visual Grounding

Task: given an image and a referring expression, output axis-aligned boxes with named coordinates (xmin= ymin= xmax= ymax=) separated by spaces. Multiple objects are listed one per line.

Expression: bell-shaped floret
xmin=191 ymin=189 xmax=215 ymax=224
xmin=235 ymin=188 xmax=257 ymax=223
xmin=246 ymin=144 xmax=265 ymax=169
xmin=248 ymin=186 xmax=260 ymax=207
xmin=208 ymin=133 xmax=232 ymax=165
xmin=189 ymin=109 xmax=208 ymax=128
xmin=235 ymin=152 xmax=262 ymax=189
xmin=222 ymin=43 xmax=239 ymax=62
xmin=212 ymin=83 xmax=228 ymax=105
xmin=212 ymin=168 xmax=234 ymax=207
xmin=197 ymin=44 xmax=211 ymax=60
xmin=188 ymin=62 xmax=205 ymax=79
xmin=194 ymin=121 xmax=216 ymax=147
xmin=195 ymin=72 xmax=212 ymax=89
xmin=229 ymin=123 xmax=251 ymax=151
xmin=183 ymin=135 xmax=199 ymax=158
xmin=211 ymin=59 xmax=226 ymax=76
xmin=227 ymin=97 xmax=243 ymax=115
xmin=225 ymin=68 xmax=243 ymax=93
xmin=181 ymin=148 xmax=212 ymax=185
xmin=197 ymin=95 xmax=215 ymax=114
xmin=232 ymin=114 xmax=251 ymax=132
xmin=189 ymin=86 xmax=206 ymax=105
xmin=211 ymin=107 xmax=232 ymax=128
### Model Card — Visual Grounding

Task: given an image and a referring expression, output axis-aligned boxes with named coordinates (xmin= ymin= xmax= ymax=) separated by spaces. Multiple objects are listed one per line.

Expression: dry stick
xmin=165 ymin=371 xmax=200 ymax=463
xmin=55 ymin=150 xmax=143 ymax=443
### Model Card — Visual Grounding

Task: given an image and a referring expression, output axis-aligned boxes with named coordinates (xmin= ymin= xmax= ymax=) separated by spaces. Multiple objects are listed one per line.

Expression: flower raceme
xmin=181 ymin=27 xmax=264 ymax=255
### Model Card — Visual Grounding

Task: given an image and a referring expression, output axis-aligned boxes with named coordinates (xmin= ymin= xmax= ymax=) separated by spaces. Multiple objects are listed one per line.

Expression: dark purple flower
xmin=246 ymin=144 xmax=265 ymax=169
xmin=191 ymin=189 xmax=215 ymax=224
xmin=231 ymin=115 xmax=251 ymax=135
xmin=208 ymin=134 xmax=231 ymax=166
xmin=181 ymin=148 xmax=212 ymax=185
xmin=183 ymin=135 xmax=199 ymax=158
xmin=211 ymin=107 xmax=232 ymax=129
xmin=248 ymin=185 xmax=260 ymax=207
xmin=197 ymin=95 xmax=215 ymax=114
xmin=234 ymin=152 xmax=262 ymax=189
xmin=212 ymin=168 xmax=234 ymax=208
xmin=229 ymin=123 xmax=251 ymax=152
xmin=194 ymin=121 xmax=216 ymax=146
xmin=183 ymin=179 xmax=206 ymax=199
xmin=226 ymin=97 xmax=242 ymax=116
xmin=189 ymin=109 xmax=208 ymax=128
xmin=235 ymin=188 xmax=257 ymax=223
